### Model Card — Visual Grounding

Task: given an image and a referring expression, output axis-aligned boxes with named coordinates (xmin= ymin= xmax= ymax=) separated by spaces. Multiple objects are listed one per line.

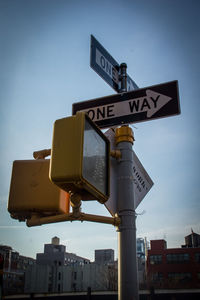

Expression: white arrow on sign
xmin=81 ymin=90 xmax=172 ymax=122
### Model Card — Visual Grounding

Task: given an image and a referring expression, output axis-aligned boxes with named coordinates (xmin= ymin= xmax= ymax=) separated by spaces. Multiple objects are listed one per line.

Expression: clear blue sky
xmin=0 ymin=0 xmax=199 ymax=261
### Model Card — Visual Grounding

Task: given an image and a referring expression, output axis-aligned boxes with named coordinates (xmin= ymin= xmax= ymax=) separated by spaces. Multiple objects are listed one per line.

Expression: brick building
xmin=0 ymin=245 xmax=35 ymax=295
xmin=146 ymin=231 xmax=200 ymax=289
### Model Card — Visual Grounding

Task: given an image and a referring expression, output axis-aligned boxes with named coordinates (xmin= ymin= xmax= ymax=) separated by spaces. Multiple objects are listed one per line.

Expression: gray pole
xmin=116 ymin=63 xmax=139 ymax=300
xmin=119 ymin=63 xmax=127 ymax=93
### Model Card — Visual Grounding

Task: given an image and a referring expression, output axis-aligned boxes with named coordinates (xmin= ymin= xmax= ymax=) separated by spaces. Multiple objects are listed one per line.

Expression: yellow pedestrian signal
xmin=8 ymin=159 xmax=70 ymax=221
xmin=50 ymin=112 xmax=110 ymax=203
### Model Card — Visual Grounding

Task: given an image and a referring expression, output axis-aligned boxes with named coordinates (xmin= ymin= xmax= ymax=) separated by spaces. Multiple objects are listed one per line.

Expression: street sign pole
xmin=117 ymin=64 xmax=139 ymax=300
xmin=73 ymin=36 xmax=179 ymax=299
xmin=116 ymin=128 xmax=139 ymax=300
xmin=119 ymin=63 xmax=127 ymax=93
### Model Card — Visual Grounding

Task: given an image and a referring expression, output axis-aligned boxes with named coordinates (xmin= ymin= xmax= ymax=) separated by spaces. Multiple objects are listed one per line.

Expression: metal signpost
xmin=73 ymin=36 xmax=180 ymax=300
xmin=92 ymin=40 xmax=141 ymax=299
xmin=105 ymin=126 xmax=152 ymax=300
xmin=115 ymin=126 xmax=138 ymax=300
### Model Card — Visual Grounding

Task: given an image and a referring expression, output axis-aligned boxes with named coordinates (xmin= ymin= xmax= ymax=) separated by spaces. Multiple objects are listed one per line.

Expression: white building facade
xmin=24 ymin=238 xmax=117 ymax=293
xmin=24 ymin=237 xmax=146 ymax=293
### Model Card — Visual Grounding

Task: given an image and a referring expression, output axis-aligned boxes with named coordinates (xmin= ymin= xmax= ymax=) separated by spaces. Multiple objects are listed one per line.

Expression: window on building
xmin=195 ymin=253 xmax=200 ymax=263
xmin=151 ymin=272 xmax=163 ymax=282
xmin=58 ymin=272 xmax=61 ymax=280
xmin=74 ymin=271 xmax=77 ymax=280
xmin=150 ymin=255 xmax=162 ymax=264
xmin=53 ymin=246 xmax=60 ymax=253
xmin=48 ymin=284 xmax=52 ymax=292
xmin=49 ymin=272 xmax=52 ymax=280
xmin=197 ymin=273 xmax=200 ymax=280
xmin=168 ymin=272 xmax=191 ymax=281
xmin=166 ymin=253 xmax=189 ymax=263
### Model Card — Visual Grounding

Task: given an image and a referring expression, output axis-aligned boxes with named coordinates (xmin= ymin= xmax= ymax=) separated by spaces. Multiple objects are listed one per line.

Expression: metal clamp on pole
xmin=119 ymin=63 xmax=127 ymax=93
xmin=115 ymin=126 xmax=135 ymax=145
xmin=110 ymin=150 xmax=122 ymax=159
xmin=70 ymin=194 xmax=82 ymax=218
xmin=33 ymin=149 xmax=51 ymax=159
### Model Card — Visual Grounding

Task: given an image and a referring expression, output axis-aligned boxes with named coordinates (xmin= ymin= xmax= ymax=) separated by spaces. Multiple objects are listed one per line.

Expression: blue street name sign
xmin=90 ymin=35 xmax=138 ymax=92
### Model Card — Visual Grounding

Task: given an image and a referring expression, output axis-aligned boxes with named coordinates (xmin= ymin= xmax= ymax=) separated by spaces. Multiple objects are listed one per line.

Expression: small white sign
xmin=104 ymin=129 xmax=153 ymax=216
xmin=95 ymin=48 xmax=119 ymax=84
xmin=132 ymin=151 xmax=154 ymax=209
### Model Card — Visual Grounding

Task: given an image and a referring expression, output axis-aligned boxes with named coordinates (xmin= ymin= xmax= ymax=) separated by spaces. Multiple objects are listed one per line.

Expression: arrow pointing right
xmin=72 ymin=80 xmax=180 ymax=128
xmin=145 ymin=90 xmax=172 ymax=117
xmin=80 ymin=90 xmax=173 ymax=122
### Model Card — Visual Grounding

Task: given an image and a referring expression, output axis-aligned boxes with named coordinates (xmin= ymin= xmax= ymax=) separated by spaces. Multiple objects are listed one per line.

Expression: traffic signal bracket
xmin=26 ymin=193 xmax=120 ymax=227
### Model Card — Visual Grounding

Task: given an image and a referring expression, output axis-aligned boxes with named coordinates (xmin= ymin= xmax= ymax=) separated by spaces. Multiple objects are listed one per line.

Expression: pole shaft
xmin=117 ymin=141 xmax=139 ymax=300
xmin=119 ymin=63 xmax=127 ymax=92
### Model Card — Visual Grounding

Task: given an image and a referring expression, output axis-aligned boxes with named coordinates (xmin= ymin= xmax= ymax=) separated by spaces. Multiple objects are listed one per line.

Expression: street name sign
xmin=72 ymin=80 xmax=180 ymax=129
xmin=104 ymin=128 xmax=153 ymax=216
xmin=90 ymin=35 xmax=138 ymax=92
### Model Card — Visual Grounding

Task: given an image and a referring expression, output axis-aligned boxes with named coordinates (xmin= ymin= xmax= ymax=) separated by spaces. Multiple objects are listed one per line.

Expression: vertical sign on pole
xmin=90 ymin=36 xmax=140 ymax=299
xmin=116 ymin=127 xmax=139 ymax=300
xmin=116 ymin=63 xmax=139 ymax=300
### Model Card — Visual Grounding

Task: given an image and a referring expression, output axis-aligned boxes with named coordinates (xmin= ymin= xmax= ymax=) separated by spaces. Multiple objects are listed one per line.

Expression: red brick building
xmin=146 ymin=232 xmax=200 ymax=289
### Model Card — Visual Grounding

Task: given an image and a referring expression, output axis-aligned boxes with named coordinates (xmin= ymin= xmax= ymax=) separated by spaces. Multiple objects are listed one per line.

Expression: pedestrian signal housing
xmin=8 ymin=159 xmax=70 ymax=221
xmin=50 ymin=112 xmax=110 ymax=203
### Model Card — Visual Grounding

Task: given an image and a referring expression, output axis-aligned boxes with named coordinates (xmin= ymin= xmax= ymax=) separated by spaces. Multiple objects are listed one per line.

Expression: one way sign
xmin=72 ymin=80 xmax=180 ymax=128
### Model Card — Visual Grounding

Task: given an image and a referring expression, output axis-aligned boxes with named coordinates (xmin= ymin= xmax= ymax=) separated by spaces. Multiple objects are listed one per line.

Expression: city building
xmin=0 ymin=244 xmax=35 ymax=295
xmin=95 ymin=249 xmax=114 ymax=265
xmin=36 ymin=236 xmax=90 ymax=267
xmin=184 ymin=230 xmax=200 ymax=248
xmin=2 ymin=236 xmax=147 ymax=294
xmin=25 ymin=237 xmax=91 ymax=293
xmin=136 ymin=238 xmax=147 ymax=286
xmin=25 ymin=262 xmax=118 ymax=293
xmin=146 ymin=231 xmax=200 ymax=289
xmin=24 ymin=238 xmax=119 ymax=293
xmin=137 ymin=238 xmax=145 ymax=260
